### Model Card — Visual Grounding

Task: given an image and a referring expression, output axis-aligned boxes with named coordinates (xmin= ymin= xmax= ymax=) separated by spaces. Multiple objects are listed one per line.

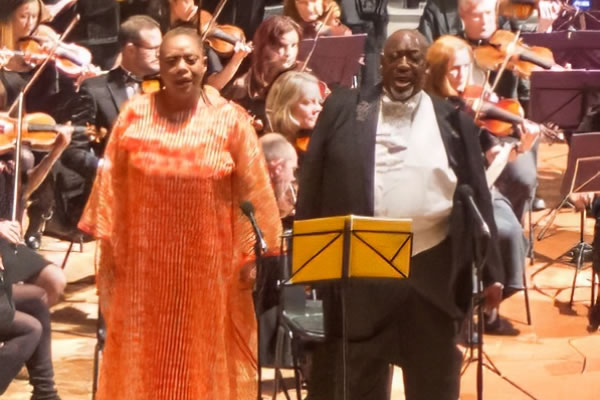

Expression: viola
xmin=473 ymin=30 xmax=560 ymax=79
xmin=0 ymin=112 xmax=106 ymax=154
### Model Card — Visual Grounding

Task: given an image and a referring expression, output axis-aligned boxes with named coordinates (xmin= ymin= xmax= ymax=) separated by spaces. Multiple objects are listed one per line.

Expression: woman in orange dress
xmin=79 ymin=27 xmax=281 ymax=400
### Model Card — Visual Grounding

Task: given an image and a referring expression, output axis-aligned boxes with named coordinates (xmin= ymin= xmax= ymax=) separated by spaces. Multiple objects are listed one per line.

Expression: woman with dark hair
xmin=79 ymin=27 xmax=281 ymax=399
xmin=223 ymin=15 xmax=302 ymax=134
xmin=147 ymin=0 xmax=251 ymax=90
xmin=0 ymin=282 xmax=60 ymax=400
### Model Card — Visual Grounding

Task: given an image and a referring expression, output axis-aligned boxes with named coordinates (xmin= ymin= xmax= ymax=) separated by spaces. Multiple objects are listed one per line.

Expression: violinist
xmin=223 ymin=16 xmax=302 ymax=134
xmin=60 ymin=15 xmax=162 ymax=226
xmin=0 ymin=0 xmax=64 ymax=115
xmin=283 ymin=0 xmax=351 ymax=39
xmin=149 ymin=0 xmax=251 ymax=91
xmin=265 ymin=70 xmax=325 ymax=157
xmin=459 ymin=0 xmax=545 ymax=216
xmin=426 ymin=34 xmax=538 ymax=334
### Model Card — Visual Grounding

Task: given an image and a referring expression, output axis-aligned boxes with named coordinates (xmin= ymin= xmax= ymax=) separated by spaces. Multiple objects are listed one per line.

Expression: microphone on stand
xmin=457 ymin=184 xmax=491 ymax=240
xmin=240 ymin=201 xmax=268 ymax=253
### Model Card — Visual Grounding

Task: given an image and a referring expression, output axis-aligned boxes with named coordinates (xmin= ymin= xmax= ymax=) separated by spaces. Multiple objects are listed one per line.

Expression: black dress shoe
xmin=532 ymin=197 xmax=546 ymax=211
xmin=484 ymin=315 xmax=521 ymax=336
xmin=587 ymin=303 xmax=600 ymax=332
xmin=25 ymin=234 xmax=41 ymax=250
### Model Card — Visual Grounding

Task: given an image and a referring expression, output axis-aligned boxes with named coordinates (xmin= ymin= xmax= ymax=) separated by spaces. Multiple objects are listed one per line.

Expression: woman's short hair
xmin=251 ymin=16 xmax=302 ymax=83
xmin=265 ymin=70 xmax=321 ymax=140
xmin=425 ymin=35 xmax=473 ymax=98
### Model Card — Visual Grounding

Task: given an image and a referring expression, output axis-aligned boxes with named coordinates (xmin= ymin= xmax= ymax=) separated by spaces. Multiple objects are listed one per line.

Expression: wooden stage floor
xmin=4 ymin=142 xmax=600 ymax=399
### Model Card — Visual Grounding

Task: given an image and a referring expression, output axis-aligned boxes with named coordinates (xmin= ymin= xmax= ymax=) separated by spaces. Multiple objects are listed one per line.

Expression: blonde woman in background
xmin=265 ymin=70 xmax=325 ymax=154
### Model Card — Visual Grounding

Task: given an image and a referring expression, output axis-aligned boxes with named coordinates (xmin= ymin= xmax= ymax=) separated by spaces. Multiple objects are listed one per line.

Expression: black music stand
xmin=560 ymin=132 xmax=600 ymax=307
xmin=297 ymin=34 xmax=367 ymax=88
xmin=529 ymin=70 xmax=600 ymax=131
xmin=537 ymin=133 xmax=600 ymax=308
xmin=521 ymin=31 xmax=600 ymax=70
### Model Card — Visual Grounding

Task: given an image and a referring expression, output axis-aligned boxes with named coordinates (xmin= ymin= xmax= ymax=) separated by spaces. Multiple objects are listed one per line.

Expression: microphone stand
xmin=460 ymin=189 xmax=539 ymax=400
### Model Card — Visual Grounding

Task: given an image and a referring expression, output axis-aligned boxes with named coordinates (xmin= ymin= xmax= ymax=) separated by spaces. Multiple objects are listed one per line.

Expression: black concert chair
xmin=270 ymin=232 xmax=325 ymax=400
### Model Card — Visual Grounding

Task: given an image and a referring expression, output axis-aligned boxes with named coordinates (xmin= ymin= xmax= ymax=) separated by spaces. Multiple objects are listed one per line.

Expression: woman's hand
xmin=0 ymin=220 xmax=22 ymax=244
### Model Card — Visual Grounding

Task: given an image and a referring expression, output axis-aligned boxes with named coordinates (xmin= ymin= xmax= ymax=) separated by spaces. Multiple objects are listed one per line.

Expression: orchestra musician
xmin=418 ymin=0 xmax=563 ymax=44
xmin=283 ymin=0 xmax=351 ymax=39
xmin=296 ymin=29 xmax=503 ymax=400
xmin=148 ymin=0 xmax=252 ymax=91
xmin=223 ymin=15 xmax=302 ymax=134
xmin=425 ymin=34 xmax=539 ymax=333
xmin=60 ymin=15 xmax=162 ymax=227
xmin=458 ymin=0 xmax=544 ymax=219
xmin=265 ymin=70 xmax=324 ymax=155
xmin=78 ymin=27 xmax=281 ymax=399
xmin=337 ymin=0 xmax=388 ymax=86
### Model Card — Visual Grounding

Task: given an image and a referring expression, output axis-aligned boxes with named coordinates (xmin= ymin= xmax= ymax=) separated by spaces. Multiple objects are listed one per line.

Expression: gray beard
xmin=388 ymin=86 xmax=415 ymax=102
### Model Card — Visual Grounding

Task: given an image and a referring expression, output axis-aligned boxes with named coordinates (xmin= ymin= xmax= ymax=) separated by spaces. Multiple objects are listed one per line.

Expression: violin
xmin=459 ymin=85 xmax=563 ymax=141
xmin=0 ymin=112 xmax=106 ymax=153
xmin=195 ymin=9 xmax=251 ymax=57
xmin=2 ymin=23 xmax=102 ymax=79
xmin=473 ymin=30 xmax=559 ymax=79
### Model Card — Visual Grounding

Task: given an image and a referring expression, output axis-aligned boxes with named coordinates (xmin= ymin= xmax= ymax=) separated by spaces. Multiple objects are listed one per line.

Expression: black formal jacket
xmin=62 ymin=67 xmax=130 ymax=180
xmin=295 ymin=85 xmax=503 ymax=328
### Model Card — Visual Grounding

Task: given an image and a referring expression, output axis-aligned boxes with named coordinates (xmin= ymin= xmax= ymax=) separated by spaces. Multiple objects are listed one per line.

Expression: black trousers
xmin=0 ymin=285 xmax=57 ymax=398
xmin=306 ymin=240 xmax=462 ymax=400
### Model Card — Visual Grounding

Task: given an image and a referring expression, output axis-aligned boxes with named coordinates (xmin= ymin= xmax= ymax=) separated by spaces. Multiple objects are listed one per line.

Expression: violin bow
xmin=200 ymin=0 xmax=230 ymax=42
xmin=300 ymin=6 xmax=337 ymax=72
xmin=11 ymin=93 xmax=24 ymax=227
xmin=7 ymin=14 xmax=81 ymax=116
xmin=489 ymin=29 xmax=521 ymax=94
xmin=7 ymin=14 xmax=81 ymax=232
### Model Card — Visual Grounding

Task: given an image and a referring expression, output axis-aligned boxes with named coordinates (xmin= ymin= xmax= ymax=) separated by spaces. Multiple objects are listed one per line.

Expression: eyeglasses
xmin=133 ymin=42 xmax=160 ymax=52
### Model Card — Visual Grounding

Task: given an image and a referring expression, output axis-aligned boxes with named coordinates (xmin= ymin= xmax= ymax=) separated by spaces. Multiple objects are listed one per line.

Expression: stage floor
xmin=4 ymin=142 xmax=600 ymax=400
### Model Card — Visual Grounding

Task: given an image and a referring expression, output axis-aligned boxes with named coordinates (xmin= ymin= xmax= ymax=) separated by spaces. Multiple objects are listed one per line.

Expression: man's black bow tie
xmin=121 ymin=69 xmax=142 ymax=84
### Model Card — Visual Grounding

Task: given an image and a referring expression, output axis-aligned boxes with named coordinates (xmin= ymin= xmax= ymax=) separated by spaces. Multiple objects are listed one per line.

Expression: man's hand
xmin=0 ymin=220 xmax=22 ymax=244
xmin=54 ymin=124 xmax=74 ymax=152
xmin=483 ymin=282 xmax=504 ymax=311
xmin=569 ymin=192 xmax=596 ymax=211
xmin=239 ymin=261 xmax=257 ymax=287
xmin=516 ymin=120 xmax=540 ymax=153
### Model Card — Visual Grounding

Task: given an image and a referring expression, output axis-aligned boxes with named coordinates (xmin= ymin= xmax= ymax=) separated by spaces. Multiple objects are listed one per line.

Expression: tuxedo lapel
xmin=355 ymin=84 xmax=382 ymax=215
xmin=432 ymin=96 xmax=461 ymax=172
xmin=106 ymin=69 xmax=129 ymax=114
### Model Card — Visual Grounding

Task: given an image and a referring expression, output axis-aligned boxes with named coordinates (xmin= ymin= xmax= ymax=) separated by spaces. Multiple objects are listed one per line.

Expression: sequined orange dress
xmin=79 ymin=87 xmax=281 ymax=400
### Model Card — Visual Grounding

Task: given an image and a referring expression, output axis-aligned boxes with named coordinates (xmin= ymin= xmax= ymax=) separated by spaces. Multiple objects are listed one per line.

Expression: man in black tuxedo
xmin=56 ymin=15 xmax=161 ymax=225
xmin=296 ymin=29 xmax=503 ymax=400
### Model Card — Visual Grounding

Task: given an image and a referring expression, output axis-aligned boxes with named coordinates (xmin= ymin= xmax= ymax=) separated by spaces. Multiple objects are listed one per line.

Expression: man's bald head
xmin=381 ymin=29 xmax=429 ymax=102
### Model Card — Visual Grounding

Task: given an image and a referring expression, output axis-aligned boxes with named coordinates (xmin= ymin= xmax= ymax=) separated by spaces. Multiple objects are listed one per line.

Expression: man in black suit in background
xmin=58 ymin=15 xmax=161 ymax=225
xmin=296 ymin=29 xmax=503 ymax=400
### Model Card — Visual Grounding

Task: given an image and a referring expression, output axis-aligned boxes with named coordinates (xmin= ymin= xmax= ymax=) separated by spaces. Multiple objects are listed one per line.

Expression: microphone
xmin=457 ymin=185 xmax=491 ymax=240
xmin=240 ymin=201 xmax=268 ymax=253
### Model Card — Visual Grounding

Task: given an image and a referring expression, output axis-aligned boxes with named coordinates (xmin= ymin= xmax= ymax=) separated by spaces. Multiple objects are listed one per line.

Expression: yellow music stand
xmin=287 ymin=215 xmax=413 ymax=400
xmin=290 ymin=215 xmax=413 ymax=284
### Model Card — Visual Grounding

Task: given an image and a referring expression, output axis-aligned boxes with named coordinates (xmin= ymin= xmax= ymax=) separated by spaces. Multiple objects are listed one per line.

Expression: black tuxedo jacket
xmin=295 ymin=85 xmax=502 ymax=327
xmin=62 ymin=68 xmax=129 ymax=179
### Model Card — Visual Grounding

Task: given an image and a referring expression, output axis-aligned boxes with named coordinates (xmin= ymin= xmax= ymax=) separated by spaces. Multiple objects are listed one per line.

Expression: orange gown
xmin=79 ymin=87 xmax=282 ymax=400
